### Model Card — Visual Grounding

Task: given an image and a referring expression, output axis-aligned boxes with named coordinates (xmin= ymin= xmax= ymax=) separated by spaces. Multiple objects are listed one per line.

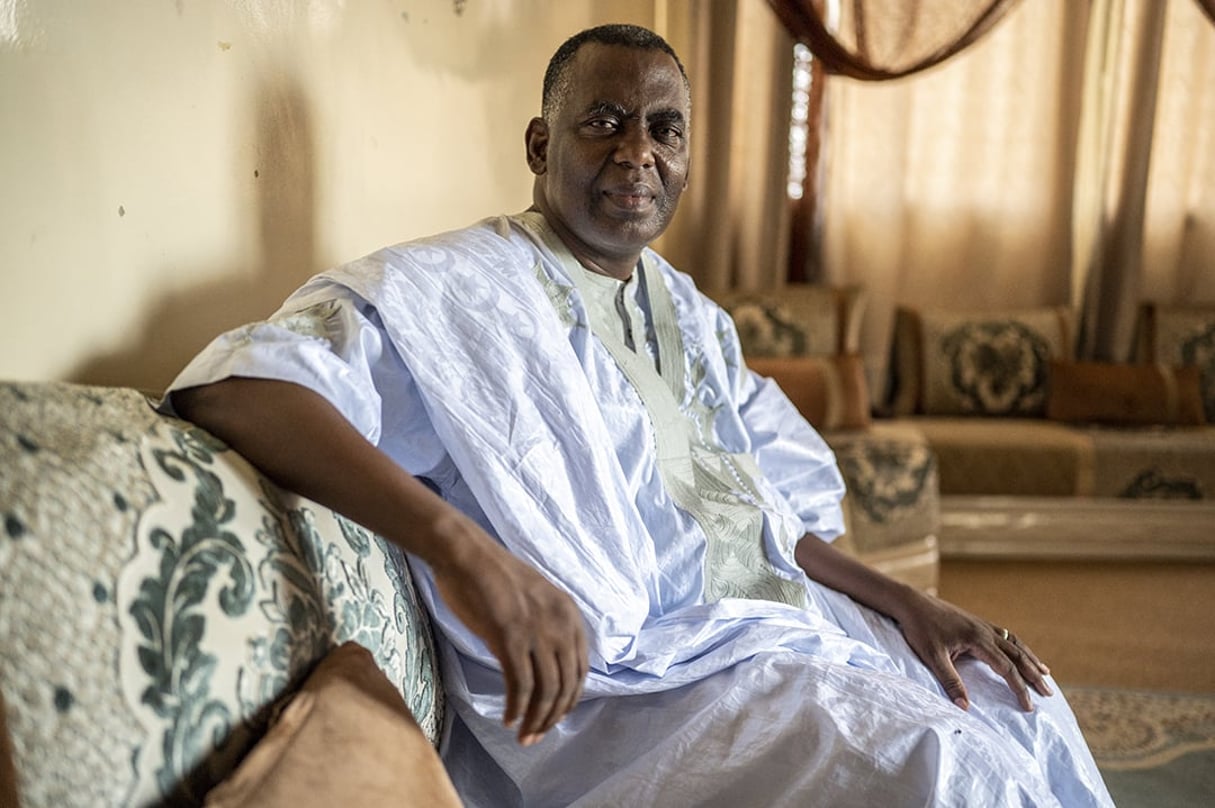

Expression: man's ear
xmin=525 ymin=117 xmax=549 ymax=176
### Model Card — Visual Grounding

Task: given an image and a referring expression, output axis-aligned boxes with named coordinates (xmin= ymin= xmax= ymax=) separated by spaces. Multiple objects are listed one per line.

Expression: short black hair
xmin=541 ymin=24 xmax=690 ymax=121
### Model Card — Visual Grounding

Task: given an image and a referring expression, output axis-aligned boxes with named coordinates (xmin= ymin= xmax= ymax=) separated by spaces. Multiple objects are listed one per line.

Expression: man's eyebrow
xmin=581 ymin=101 xmax=628 ymax=119
xmin=578 ymin=102 xmax=685 ymax=126
xmin=648 ymin=108 xmax=686 ymax=127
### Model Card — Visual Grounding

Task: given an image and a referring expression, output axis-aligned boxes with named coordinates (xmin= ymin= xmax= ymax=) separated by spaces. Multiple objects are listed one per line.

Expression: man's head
xmin=541 ymin=25 xmax=690 ymax=123
xmin=526 ymin=25 xmax=691 ymax=279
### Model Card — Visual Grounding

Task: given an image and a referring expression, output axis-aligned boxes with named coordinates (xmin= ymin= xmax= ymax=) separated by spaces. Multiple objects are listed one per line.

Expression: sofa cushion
xmin=908 ymin=417 xmax=1095 ymax=496
xmin=890 ymin=306 xmax=1074 ymax=417
xmin=1135 ymin=303 xmax=1215 ymax=423
xmin=0 ymin=382 xmax=442 ymax=807
xmin=1046 ymin=360 xmax=1206 ymax=426
xmin=709 ymin=285 xmax=867 ymax=357
xmin=204 ymin=642 xmax=460 ymax=808
xmin=747 ymin=354 xmax=871 ymax=430
xmin=906 ymin=414 xmax=1215 ymax=500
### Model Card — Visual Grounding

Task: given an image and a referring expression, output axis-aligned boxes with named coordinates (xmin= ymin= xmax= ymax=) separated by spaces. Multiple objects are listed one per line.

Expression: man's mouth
xmin=604 ymin=185 xmax=656 ymax=211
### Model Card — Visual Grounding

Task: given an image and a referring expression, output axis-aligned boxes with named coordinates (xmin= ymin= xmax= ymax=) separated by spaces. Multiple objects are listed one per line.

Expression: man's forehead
xmin=566 ymin=43 xmax=689 ymax=110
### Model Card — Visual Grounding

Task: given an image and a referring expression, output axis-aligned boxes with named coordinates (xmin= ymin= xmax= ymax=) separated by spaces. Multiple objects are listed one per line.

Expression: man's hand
xmin=173 ymin=378 xmax=589 ymax=744
xmin=428 ymin=512 xmax=589 ymax=745
xmin=891 ymin=591 xmax=1052 ymax=712
xmin=794 ymin=535 xmax=1050 ymax=711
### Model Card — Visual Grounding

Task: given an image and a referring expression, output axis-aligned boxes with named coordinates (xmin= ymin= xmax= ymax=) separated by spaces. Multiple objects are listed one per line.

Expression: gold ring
xmin=1000 ymin=628 xmax=1010 ymax=641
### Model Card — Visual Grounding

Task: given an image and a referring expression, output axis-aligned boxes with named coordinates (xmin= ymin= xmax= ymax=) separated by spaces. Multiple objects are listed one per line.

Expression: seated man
xmin=168 ymin=23 xmax=1113 ymax=807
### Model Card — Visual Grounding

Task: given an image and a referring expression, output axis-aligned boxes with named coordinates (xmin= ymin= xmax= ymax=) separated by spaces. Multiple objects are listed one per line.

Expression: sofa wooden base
xmin=938 ymin=495 xmax=1215 ymax=561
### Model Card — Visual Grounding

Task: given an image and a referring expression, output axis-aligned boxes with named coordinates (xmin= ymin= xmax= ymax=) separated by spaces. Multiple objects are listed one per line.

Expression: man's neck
xmin=529 ymin=206 xmax=640 ymax=281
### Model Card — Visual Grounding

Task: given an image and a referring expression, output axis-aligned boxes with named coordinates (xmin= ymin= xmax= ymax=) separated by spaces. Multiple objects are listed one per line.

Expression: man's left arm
xmin=793 ymin=534 xmax=1052 ymax=711
xmin=711 ymin=299 xmax=1051 ymax=710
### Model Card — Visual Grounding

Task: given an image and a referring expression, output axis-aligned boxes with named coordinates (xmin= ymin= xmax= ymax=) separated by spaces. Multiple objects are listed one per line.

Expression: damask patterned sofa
xmin=0 ymin=381 xmax=447 ymax=807
xmin=0 ymin=373 xmax=942 ymax=806
xmin=884 ymin=302 xmax=1215 ymax=560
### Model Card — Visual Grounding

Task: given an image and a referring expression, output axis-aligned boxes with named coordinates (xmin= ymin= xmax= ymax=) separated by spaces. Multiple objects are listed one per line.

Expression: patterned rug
xmin=1068 ymin=687 xmax=1215 ymax=807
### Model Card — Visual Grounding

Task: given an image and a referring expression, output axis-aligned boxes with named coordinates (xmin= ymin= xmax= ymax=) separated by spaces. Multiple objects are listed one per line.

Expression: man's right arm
xmin=173 ymin=376 xmax=588 ymax=745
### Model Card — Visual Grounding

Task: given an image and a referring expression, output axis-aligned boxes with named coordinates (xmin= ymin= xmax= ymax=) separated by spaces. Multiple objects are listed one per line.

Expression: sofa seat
xmin=906 ymin=417 xmax=1215 ymax=499
xmin=0 ymin=382 xmax=443 ymax=807
xmin=897 ymin=416 xmax=1215 ymax=560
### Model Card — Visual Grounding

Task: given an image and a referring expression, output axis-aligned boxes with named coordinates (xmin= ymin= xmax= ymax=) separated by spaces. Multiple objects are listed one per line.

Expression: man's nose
xmin=614 ymin=124 xmax=655 ymax=169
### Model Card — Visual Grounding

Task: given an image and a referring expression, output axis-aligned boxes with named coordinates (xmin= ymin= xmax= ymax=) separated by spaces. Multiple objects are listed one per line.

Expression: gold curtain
xmin=656 ymin=0 xmax=796 ymax=291
xmin=765 ymin=0 xmax=1023 ymax=80
xmin=1138 ymin=1 xmax=1215 ymax=313
xmin=1069 ymin=0 xmax=1215 ymax=360
xmin=1072 ymin=0 xmax=1168 ymax=361
xmin=816 ymin=1 xmax=1089 ymax=390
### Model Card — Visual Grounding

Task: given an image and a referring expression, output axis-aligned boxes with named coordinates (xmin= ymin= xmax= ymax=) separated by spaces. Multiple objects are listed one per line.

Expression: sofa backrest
xmin=0 ymin=381 xmax=443 ymax=807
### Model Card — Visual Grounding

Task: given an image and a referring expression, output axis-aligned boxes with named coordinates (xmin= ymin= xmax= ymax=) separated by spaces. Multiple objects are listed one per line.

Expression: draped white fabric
xmin=166 ymin=215 xmax=1111 ymax=807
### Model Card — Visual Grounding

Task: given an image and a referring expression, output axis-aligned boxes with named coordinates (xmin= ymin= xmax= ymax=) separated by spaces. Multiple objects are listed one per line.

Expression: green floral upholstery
xmin=0 ymin=382 xmax=442 ymax=807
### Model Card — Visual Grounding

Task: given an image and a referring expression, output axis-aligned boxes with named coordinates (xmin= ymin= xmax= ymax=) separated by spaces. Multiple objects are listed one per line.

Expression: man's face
xmin=526 ymin=43 xmax=690 ymax=275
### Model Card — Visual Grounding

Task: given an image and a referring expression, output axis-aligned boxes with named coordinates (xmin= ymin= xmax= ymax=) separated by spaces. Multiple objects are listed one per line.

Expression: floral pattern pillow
xmin=889 ymin=306 xmax=1074 ymax=416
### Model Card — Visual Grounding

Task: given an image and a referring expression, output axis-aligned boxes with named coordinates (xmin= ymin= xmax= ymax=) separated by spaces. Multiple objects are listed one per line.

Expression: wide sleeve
xmin=161 ymin=279 xmax=445 ymax=480
xmin=717 ymin=307 xmax=847 ymax=542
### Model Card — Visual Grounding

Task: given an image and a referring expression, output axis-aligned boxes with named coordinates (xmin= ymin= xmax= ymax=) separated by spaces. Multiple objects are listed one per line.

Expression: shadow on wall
xmin=69 ymin=77 xmax=318 ymax=394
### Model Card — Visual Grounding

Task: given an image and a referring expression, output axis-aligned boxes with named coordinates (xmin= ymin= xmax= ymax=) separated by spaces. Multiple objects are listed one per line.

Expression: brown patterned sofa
xmin=715 ymin=289 xmax=1215 ymax=566
xmin=884 ymin=301 xmax=1215 ymax=561
xmin=0 ymin=381 xmax=449 ymax=807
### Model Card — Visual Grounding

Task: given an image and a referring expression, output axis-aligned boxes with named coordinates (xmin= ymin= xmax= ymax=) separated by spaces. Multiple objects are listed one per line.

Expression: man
xmin=169 ymin=24 xmax=1112 ymax=807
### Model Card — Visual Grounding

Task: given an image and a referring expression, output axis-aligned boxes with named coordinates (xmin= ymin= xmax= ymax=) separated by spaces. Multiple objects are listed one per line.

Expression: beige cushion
xmin=205 ymin=642 xmax=461 ymax=808
xmin=890 ymin=306 xmax=1074 ymax=416
xmin=747 ymin=354 xmax=871 ymax=430
xmin=1047 ymin=360 xmax=1206 ymax=426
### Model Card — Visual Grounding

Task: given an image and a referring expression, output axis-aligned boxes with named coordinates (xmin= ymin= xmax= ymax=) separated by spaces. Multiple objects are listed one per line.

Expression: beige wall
xmin=0 ymin=0 xmax=659 ymax=391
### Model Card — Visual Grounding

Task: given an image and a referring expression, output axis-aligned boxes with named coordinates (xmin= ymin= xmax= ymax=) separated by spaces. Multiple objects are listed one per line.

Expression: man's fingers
xmin=500 ymin=637 xmax=535 ymax=732
xmin=555 ymin=621 xmax=589 ymax=722
xmin=929 ymin=652 xmax=970 ymax=710
xmin=974 ymin=640 xmax=1033 ymax=711
xmin=1011 ymin=634 xmax=1052 ymax=679
xmin=520 ymin=648 xmax=560 ymax=742
xmin=1001 ymin=634 xmax=1053 ymax=698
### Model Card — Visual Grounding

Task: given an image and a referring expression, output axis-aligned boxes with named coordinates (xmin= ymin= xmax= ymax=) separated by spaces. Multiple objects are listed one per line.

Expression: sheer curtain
xmin=770 ymin=0 xmax=1215 ymax=389
xmin=659 ymin=0 xmax=1215 ymax=372
xmin=1019 ymin=0 xmax=1215 ymax=362
xmin=1139 ymin=1 xmax=1215 ymax=310
xmin=815 ymin=1 xmax=1089 ymax=388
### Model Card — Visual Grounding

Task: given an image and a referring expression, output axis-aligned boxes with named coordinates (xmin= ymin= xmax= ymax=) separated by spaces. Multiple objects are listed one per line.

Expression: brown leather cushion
xmin=747 ymin=354 xmax=871 ymax=430
xmin=1047 ymin=360 xmax=1206 ymax=426
xmin=204 ymin=642 xmax=461 ymax=808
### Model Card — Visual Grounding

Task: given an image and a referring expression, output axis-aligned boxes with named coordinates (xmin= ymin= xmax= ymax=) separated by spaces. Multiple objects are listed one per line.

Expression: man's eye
xmin=586 ymin=118 xmax=618 ymax=131
xmin=654 ymin=126 xmax=683 ymax=143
